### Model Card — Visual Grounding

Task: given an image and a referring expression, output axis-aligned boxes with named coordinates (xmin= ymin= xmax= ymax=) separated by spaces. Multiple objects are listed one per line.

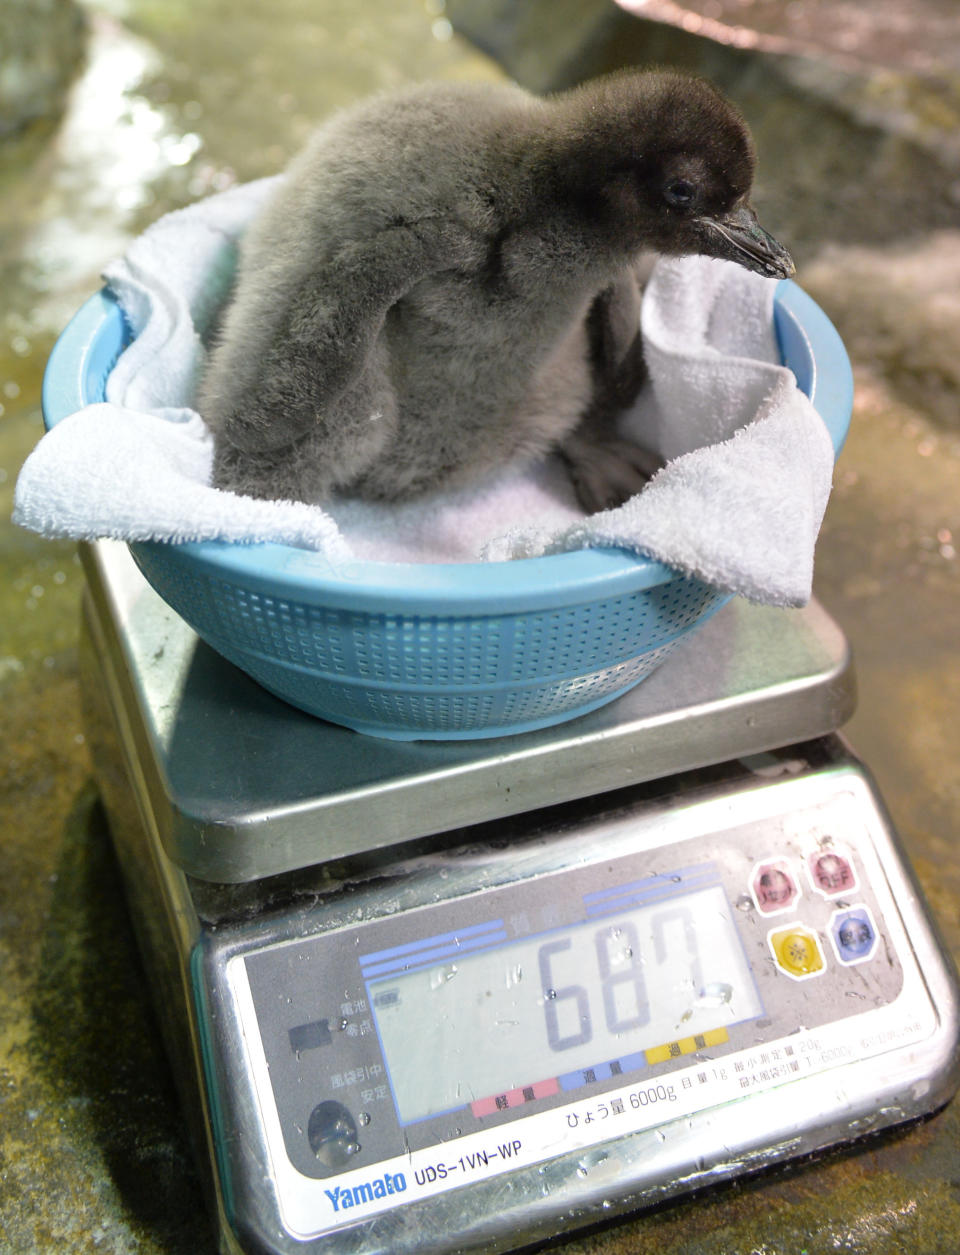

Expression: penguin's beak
xmin=702 ymin=203 xmax=795 ymax=279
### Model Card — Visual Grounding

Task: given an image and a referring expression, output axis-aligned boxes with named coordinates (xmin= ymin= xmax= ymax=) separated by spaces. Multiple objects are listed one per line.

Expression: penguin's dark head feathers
xmin=556 ymin=70 xmax=794 ymax=279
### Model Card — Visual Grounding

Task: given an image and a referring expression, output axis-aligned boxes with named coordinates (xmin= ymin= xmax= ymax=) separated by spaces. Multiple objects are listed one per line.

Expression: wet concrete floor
xmin=1 ymin=1 xmax=958 ymax=1252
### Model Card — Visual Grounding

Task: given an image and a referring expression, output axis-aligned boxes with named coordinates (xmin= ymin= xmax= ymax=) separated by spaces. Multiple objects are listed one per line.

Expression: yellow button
xmin=769 ymin=926 xmax=825 ymax=978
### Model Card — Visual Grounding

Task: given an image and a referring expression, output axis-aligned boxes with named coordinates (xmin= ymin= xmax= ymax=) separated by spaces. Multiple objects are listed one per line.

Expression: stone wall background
xmin=0 ymin=0 xmax=86 ymax=137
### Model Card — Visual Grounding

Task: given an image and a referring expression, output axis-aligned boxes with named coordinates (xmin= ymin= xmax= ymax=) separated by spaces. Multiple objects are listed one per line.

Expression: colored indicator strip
xmin=645 ymin=1027 xmax=729 ymax=1064
xmin=559 ymin=1051 xmax=647 ymax=1091
xmin=470 ymin=1077 xmax=559 ymax=1118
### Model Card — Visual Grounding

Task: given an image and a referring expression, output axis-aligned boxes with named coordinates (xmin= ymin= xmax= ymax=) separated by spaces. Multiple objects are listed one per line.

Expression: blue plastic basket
xmin=43 ymin=282 xmax=852 ymax=740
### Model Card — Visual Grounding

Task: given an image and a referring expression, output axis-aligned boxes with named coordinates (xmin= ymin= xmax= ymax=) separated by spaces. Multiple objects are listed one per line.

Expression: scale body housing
xmin=79 ymin=540 xmax=960 ymax=1255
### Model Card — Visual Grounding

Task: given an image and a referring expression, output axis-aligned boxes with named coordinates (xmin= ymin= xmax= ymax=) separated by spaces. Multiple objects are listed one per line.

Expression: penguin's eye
xmin=664 ymin=178 xmax=697 ymax=208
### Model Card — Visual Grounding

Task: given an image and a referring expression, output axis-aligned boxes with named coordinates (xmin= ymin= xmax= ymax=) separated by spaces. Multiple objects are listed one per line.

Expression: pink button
xmin=807 ymin=847 xmax=857 ymax=897
xmin=751 ymin=860 xmax=800 ymax=914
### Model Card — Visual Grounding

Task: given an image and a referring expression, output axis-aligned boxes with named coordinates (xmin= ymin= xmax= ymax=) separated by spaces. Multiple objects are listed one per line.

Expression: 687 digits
xmin=537 ymin=908 xmax=702 ymax=1053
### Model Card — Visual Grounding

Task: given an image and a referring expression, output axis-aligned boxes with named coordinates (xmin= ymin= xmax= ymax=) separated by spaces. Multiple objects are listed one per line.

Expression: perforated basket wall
xmin=42 ymin=281 xmax=853 ymax=740
xmin=131 ymin=545 xmax=726 ymax=738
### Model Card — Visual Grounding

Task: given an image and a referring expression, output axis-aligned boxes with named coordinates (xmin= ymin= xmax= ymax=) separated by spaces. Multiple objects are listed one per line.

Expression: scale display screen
xmin=365 ymin=876 xmax=763 ymax=1126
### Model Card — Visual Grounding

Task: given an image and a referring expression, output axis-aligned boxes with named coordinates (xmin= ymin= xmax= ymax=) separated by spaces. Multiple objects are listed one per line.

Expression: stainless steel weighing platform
xmin=79 ymin=539 xmax=960 ymax=1255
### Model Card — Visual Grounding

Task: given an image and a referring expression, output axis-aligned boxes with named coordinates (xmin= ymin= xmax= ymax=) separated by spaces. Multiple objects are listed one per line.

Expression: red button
xmin=807 ymin=847 xmax=857 ymax=897
xmin=751 ymin=860 xmax=800 ymax=914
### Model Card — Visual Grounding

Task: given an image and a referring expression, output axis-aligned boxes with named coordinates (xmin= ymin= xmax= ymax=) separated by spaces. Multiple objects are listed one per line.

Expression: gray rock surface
xmin=0 ymin=0 xmax=86 ymax=136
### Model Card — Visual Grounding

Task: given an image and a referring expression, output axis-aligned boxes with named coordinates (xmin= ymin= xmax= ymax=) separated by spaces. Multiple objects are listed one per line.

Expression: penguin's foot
xmin=560 ymin=432 xmax=663 ymax=514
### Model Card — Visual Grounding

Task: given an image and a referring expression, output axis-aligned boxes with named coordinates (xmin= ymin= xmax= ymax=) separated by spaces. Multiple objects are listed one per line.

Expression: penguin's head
xmin=557 ymin=70 xmax=795 ymax=279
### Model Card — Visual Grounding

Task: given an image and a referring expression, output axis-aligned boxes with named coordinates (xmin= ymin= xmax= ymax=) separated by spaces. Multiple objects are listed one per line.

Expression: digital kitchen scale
xmin=79 ymin=539 xmax=960 ymax=1255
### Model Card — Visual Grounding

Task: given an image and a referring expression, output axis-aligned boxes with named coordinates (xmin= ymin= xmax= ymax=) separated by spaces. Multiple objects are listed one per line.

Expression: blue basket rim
xmin=42 ymin=279 xmax=852 ymax=615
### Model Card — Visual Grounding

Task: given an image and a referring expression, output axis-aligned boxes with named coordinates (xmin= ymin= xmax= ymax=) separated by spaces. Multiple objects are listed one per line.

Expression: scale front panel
xmin=206 ymin=765 xmax=956 ymax=1250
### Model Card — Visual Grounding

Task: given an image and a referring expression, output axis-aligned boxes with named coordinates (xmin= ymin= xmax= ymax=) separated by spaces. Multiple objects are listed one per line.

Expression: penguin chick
xmin=200 ymin=70 xmax=794 ymax=511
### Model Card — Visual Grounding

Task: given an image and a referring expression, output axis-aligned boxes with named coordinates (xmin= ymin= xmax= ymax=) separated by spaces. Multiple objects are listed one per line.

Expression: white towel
xmin=13 ymin=179 xmax=835 ymax=606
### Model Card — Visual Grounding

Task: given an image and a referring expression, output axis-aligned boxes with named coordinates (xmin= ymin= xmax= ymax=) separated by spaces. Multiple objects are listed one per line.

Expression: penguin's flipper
xmin=210 ymin=221 xmax=456 ymax=456
xmin=586 ymin=268 xmax=648 ymax=412
xmin=560 ymin=269 xmax=661 ymax=513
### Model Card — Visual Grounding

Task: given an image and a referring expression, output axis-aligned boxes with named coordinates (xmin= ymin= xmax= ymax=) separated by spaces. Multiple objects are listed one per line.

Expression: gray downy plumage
xmin=199 ymin=70 xmax=794 ymax=512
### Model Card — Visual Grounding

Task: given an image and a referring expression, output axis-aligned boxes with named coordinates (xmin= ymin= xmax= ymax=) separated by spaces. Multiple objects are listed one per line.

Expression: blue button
xmin=831 ymin=907 xmax=877 ymax=963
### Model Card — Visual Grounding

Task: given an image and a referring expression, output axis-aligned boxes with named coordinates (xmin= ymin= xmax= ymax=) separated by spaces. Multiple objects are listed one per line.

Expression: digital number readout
xmin=366 ymin=883 xmax=762 ymax=1125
